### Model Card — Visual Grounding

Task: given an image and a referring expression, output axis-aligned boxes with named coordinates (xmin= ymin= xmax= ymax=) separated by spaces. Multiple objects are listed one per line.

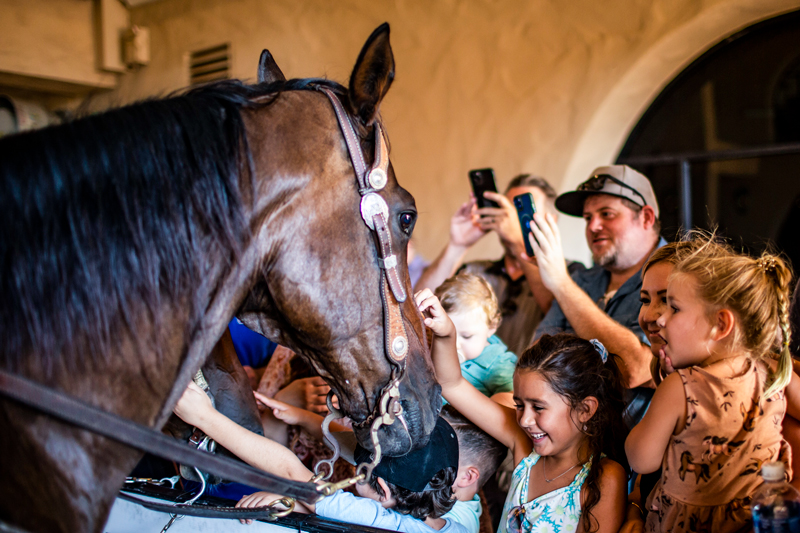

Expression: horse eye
xmin=399 ymin=212 xmax=415 ymax=235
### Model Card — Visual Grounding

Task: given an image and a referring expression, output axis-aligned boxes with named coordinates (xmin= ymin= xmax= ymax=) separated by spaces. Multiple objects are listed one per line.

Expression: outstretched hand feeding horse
xmin=0 ymin=23 xmax=441 ymax=533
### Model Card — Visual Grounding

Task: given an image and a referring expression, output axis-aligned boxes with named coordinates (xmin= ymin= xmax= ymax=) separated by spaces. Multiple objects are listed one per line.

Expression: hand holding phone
xmin=468 ymin=168 xmax=499 ymax=209
xmin=513 ymin=193 xmax=537 ymax=257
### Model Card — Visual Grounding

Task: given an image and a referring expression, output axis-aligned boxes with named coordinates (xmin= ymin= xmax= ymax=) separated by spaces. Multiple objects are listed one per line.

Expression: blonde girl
xmin=626 ymin=238 xmax=800 ymax=532
xmin=638 ymin=241 xmax=702 ymax=386
xmin=416 ymin=289 xmax=628 ymax=533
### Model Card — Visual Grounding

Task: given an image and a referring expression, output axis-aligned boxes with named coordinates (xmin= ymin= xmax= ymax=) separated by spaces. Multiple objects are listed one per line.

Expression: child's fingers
xmin=253 ymin=391 xmax=285 ymax=411
xmin=414 ymin=288 xmax=434 ymax=306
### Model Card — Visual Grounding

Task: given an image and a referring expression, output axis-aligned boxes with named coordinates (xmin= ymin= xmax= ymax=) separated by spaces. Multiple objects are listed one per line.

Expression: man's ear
xmin=711 ymin=308 xmax=736 ymax=342
xmin=456 ymin=465 xmax=481 ymax=488
xmin=640 ymin=205 xmax=657 ymax=231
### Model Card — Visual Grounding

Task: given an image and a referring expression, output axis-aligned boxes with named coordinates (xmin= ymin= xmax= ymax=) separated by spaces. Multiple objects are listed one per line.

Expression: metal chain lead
xmin=355 ymin=367 xmax=405 ymax=481
xmin=315 ymin=391 xmax=346 ymax=480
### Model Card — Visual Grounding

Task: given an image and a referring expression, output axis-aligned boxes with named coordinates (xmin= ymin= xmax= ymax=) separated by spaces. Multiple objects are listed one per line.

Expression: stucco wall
xmin=0 ymin=0 xmax=118 ymax=92
xmin=79 ymin=0 xmax=800 ymax=262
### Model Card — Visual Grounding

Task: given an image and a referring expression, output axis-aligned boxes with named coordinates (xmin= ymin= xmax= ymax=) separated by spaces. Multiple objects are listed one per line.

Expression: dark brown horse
xmin=0 ymin=24 xmax=440 ymax=532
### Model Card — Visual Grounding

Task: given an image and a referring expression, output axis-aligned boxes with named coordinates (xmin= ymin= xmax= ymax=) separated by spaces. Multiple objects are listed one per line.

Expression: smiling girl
xmin=416 ymin=289 xmax=628 ymax=533
xmin=626 ymin=238 xmax=800 ymax=532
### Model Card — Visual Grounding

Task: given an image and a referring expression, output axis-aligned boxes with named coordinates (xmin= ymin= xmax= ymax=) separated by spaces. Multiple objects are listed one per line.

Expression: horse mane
xmin=0 ymin=78 xmax=346 ymax=376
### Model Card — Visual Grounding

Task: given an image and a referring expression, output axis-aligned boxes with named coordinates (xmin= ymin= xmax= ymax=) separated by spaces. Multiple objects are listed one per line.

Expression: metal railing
xmin=617 ymin=141 xmax=800 ymax=230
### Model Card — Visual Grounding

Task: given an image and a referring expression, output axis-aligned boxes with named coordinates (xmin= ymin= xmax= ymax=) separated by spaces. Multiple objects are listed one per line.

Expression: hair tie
xmin=590 ymin=339 xmax=608 ymax=363
xmin=757 ymin=257 xmax=777 ymax=273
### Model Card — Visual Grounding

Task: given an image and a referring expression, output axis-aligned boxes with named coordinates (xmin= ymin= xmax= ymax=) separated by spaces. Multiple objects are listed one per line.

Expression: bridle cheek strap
xmin=316 ymin=87 xmax=408 ymax=359
xmin=315 ymin=85 xmax=412 ymax=481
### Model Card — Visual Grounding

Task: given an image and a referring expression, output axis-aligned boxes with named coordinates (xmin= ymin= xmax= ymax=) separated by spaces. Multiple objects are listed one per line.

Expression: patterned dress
xmin=645 ymin=360 xmax=791 ymax=533
xmin=498 ymin=452 xmax=592 ymax=533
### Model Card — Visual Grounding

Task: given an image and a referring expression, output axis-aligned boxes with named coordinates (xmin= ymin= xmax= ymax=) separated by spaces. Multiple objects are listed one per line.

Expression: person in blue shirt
xmin=435 ymin=272 xmax=518 ymax=408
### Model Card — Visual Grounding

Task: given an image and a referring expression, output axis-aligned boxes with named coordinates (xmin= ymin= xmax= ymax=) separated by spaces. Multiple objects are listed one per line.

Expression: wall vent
xmin=189 ymin=43 xmax=230 ymax=85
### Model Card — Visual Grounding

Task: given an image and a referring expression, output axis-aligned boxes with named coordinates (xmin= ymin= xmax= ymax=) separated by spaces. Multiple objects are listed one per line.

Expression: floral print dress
xmin=498 ymin=452 xmax=592 ymax=533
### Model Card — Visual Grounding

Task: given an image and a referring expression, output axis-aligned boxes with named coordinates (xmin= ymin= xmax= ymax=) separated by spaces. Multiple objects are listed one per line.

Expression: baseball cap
xmin=555 ymin=165 xmax=659 ymax=218
xmin=354 ymin=416 xmax=459 ymax=492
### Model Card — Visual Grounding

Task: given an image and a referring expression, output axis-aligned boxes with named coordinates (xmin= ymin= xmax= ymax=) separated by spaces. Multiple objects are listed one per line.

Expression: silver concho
xmin=360 ymin=192 xmax=389 ymax=230
xmin=368 ymin=168 xmax=388 ymax=190
xmin=392 ymin=336 xmax=408 ymax=358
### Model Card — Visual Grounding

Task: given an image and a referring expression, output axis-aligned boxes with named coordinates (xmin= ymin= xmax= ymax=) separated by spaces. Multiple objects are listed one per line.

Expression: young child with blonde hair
xmin=435 ymin=272 xmax=517 ymax=406
xmin=626 ymin=237 xmax=800 ymax=532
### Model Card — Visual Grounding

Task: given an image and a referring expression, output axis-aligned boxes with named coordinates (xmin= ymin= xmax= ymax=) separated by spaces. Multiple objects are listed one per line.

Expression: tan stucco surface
xmin=0 ymin=0 xmax=118 ymax=91
xmin=4 ymin=0 xmax=800 ymax=262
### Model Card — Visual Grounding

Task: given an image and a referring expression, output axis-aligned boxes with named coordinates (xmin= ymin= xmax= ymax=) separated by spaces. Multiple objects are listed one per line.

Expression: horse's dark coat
xmin=0 ymin=25 xmax=440 ymax=533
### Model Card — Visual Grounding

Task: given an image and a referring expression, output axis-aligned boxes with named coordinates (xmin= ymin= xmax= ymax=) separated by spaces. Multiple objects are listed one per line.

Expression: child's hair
xmin=435 ymin=272 xmax=501 ymax=329
xmin=672 ymin=235 xmax=793 ymax=399
xmin=440 ymin=404 xmax=507 ymax=488
xmin=367 ymin=466 xmax=457 ymax=519
xmin=517 ymin=333 xmax=628 ymax=533
xmin=641 ymin=239 xmax=703 ymax=276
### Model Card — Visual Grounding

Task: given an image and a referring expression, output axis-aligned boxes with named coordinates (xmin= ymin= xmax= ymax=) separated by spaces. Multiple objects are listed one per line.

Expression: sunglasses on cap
xmin=578 ymin=174 xmax=648 ymax=207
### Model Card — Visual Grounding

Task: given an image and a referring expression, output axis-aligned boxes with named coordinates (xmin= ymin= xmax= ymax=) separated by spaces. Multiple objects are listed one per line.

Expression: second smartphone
xmin=513 ymin=193 xmax=537 ymax=257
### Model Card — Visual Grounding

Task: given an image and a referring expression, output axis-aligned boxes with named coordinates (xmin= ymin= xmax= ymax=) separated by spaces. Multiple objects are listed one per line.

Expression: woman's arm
xmin=625 ymin=372 xmax=685 ymax=474
xmin=580 ymin=458 xmax=628 ymax=533
xmin=415 ymin=289 xmax=531 ymax=460
xmin=173 ymin=383 xmax=314 ymax=490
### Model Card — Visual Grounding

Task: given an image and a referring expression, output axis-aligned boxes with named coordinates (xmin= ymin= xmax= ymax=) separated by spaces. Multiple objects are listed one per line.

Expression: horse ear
xmin=349 ymin=23 xmax=394 ymax=125
xmin=257 ymin=49 xmax=286 ymax=84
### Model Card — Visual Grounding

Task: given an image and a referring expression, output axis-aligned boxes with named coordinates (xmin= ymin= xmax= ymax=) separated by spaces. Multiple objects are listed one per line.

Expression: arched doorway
xmin=557 ymin=1 xmax=800 ymax=263
xmin=617 ymin=10 xmax=800 ymax=265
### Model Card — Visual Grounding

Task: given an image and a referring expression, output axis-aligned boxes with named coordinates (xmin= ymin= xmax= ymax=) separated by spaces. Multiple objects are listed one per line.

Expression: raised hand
xmin=450 ymin=196 xmax=487 ymax=249
xmin=415 ymin=288 xmax=455 ymax=338
xmin=475 ymin=191 xmax=526 ymax=257
xmin=528 ymin=212 xmax=571 ymax=292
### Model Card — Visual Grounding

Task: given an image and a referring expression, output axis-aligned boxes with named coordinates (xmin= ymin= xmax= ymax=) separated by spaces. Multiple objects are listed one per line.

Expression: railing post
xmin=678 ymin=159 xmax=692 ymax=231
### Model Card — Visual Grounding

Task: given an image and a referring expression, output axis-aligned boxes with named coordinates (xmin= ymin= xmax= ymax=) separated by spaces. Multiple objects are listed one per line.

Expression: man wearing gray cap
xmin=530 ymin=165 xmax=666 ymax=427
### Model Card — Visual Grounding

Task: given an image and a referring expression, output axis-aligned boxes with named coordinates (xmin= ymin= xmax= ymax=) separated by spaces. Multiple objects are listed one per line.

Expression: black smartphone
xmin=468 ymin=168 xmax=499 ymax=209
xmin=513 ymin=193 xmax=537 ymax=257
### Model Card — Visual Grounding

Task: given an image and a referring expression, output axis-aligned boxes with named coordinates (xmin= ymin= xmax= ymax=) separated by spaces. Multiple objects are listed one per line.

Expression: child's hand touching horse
xmin=173 ymin=382 xmax=214 ymax=428
xmin=415 ymin=288 xmax=456 ymax=338
xmin=414 ymin=289 xmax=463 ymax=389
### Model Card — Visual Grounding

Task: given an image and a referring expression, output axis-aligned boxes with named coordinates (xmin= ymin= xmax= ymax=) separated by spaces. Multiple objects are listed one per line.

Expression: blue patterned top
xmin=498 ymin=452 xmax=592 ymax=533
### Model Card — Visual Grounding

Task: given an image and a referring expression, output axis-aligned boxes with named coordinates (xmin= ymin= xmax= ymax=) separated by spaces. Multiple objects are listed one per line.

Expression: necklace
xmin=542 ymin=456 xmax=582 ymax=483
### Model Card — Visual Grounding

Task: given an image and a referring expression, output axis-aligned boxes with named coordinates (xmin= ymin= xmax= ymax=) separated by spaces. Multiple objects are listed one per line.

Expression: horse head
xmin=238 ymin=24 xmax=441 ymax=457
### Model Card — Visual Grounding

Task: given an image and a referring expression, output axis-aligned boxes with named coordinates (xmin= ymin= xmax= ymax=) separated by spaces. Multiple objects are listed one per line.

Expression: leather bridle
xmin=313 ymin=86 xmax=412 ymax=482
